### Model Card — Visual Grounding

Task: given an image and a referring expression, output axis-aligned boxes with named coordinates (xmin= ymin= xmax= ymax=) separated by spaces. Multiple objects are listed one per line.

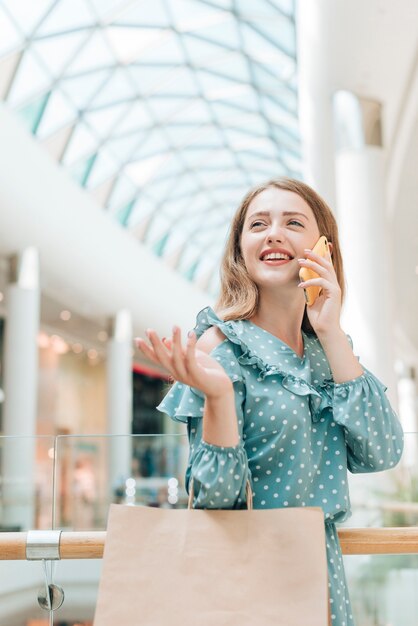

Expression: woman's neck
xmin=250 ymin=290 xmax=306 ymax=353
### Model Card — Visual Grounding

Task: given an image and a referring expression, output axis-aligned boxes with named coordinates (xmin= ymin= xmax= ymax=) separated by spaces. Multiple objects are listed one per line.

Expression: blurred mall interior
xmin=0 ymin=0 xmax=417 ymax=624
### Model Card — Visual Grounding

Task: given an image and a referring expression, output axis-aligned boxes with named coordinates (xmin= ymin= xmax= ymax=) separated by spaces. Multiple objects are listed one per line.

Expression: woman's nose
xmin=267 ymin=229 xmax=285 ymax=243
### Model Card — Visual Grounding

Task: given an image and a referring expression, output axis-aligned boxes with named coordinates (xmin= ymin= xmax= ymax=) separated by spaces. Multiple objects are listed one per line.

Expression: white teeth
xmin=262 ymin=253 xmax=291 ymax=261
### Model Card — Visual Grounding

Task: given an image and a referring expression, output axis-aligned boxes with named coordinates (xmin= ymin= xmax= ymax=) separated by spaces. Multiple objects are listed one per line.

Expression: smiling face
xmin=240 ymin=186 xmax=321 ymax=291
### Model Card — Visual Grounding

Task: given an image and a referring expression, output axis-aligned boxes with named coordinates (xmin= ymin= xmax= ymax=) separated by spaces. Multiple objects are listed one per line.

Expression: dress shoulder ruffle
xmin=193 ymin=306 xmax=336 ymax=423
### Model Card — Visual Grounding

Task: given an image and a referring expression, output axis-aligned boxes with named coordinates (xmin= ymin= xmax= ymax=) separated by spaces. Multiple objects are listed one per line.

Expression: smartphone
xmin=299 ymin=235 xmax=331 ymax=306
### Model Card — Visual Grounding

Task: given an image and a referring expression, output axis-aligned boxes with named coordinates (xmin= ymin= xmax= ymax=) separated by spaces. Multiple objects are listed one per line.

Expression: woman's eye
xmin=250 ymin=219 xmax=303 ymax=228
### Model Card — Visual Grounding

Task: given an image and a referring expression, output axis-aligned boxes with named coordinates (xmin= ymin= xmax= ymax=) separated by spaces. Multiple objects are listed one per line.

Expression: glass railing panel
xmin=345 ymin=553 xmax=418 ymax=626
xmin=48 ymin=433 xmax=189 ymax=624
xmin=52 ymin=434 xmax=189 ymax=530
xmin=42 ymin=558 xmax=98 ymax=626
xmin=0 ymin=560 xmax=60 ymax=626
xmin=0 ymin=435 xmax=57 ymax=624
xmin=0 ymin=435 xmax=56 ymax=531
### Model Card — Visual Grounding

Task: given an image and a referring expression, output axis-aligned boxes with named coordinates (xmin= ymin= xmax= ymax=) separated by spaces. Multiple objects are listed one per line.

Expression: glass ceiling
xmin=0 ymin=0 xmax=300 ymax=296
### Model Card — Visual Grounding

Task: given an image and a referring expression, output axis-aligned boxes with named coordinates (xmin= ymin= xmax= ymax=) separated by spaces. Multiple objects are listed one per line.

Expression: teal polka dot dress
xmin=157 ymin=306 xmax=404 ymax=626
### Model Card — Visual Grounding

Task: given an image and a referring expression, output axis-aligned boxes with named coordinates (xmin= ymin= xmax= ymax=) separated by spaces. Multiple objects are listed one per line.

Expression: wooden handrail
xmin=339 ymin=527 xmax=418 ymax=555
xmin=0 ymin=528 xmax=418 ymax=560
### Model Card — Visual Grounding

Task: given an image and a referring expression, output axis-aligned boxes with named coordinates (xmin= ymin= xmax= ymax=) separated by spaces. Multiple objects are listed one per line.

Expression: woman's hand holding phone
xmin=297 ymin=235 xmax=343 ymax=336
xmin=298 ymin=235 xmax=331 ymax=306
xmin=135 ymin=327 xmax=233 ymax=399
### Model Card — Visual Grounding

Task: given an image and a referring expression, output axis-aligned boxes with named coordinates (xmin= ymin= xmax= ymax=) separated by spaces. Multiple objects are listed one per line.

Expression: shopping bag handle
xmin=188 ymin=478 xmax=253 ymax=510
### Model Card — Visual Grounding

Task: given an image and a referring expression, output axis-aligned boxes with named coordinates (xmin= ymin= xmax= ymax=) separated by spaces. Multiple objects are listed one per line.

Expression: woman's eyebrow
xmin=247 ymin=210 xmax=309 ymax=221
xmin=282 ymin=211 xmax=309 ymax=220
xmin=247 ymin=210 xmax=270 ymax=220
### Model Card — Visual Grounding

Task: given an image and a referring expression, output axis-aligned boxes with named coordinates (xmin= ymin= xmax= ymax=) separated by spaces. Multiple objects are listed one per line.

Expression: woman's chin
xmin=256 ymin=278 xmax=301 ymax=292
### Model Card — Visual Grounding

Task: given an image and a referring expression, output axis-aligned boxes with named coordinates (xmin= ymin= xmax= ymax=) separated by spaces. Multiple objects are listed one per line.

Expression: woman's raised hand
xmin=135 ymin=326 xmax=233 ymax=399
xmin=297 ymin=247 xmax=342 ymax=337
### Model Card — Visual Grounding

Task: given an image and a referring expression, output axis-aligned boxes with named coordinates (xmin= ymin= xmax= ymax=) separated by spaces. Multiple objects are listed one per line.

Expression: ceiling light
xmin=60 ymin=310 xmax=71 ymax=321
xmin=38 ymin=332 xmax=50 ymax=348
xmin=50 ymin=335 xmax=69 ymax=354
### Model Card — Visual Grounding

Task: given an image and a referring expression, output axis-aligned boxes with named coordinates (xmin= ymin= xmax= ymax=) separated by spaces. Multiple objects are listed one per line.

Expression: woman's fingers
xmin=137 ymin=327 xmax=201 ymax=385
xmin=304 ymin=249 xmax=332 ymax=268
xmin=171 ymin=326 xmax=189 ymax=380
xmin=299 ymin=254 xmax=338 ymax=286
xmin=299 ymin=277 xmax=325 ymax=288
xmin=303 ymin=249 xmax=337 ymax=277
xmin=135 ymin=337 xmax=160 ymax=365
xmin=299 ymin=277 xmax=341 ymax=295
xmin=144 ymin=330 xmax=174 ymax=371
xmin=298 ymin=258 xmax=327 ymax=276
xmin=184 ymin=330 xmax=199 ymax=375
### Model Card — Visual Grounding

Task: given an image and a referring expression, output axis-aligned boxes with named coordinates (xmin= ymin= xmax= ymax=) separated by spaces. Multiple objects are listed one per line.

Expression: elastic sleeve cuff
xmin=200 ymin=439 xmax=244 ymax=453
xmin=332 ymin=368 xmax=388 ymax=401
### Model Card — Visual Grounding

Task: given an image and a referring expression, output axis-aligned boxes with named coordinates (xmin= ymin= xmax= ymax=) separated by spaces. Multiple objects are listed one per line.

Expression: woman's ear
xmin=327 ymin=241 xmax=333 ymax=257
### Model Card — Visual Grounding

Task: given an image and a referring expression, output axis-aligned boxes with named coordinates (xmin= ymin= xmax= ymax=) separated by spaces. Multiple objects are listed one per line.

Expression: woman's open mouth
xmin=260 ymin=253 xmax=294 ymax=266
xmin=261 ymin=258 xmax=292 ymax=265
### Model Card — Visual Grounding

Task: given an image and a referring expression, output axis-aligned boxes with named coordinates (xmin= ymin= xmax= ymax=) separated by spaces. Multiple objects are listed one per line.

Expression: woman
xmin=136 ymin=178 xmax=404 ymax=626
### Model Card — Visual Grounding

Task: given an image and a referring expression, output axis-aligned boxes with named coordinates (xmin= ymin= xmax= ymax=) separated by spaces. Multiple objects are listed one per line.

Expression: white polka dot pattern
xmin=156 ymin=306 xmax=404 ymax=626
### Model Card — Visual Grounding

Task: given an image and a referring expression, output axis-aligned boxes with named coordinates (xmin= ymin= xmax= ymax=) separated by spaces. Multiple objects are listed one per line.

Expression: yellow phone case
xmin=299 ymin=235 xmax=331 ymax=306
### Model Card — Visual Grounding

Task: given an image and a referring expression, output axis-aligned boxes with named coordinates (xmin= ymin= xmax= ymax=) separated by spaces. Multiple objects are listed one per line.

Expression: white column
xmin=333 ymin=92 xmax=398 ymax=408
xmin=296 ymin=0 xmax=337 ymax=206
xmin=107 ymin=310 xmax=133 ymax=496
xmin=2 ymin=248 xmax=40 ymax=529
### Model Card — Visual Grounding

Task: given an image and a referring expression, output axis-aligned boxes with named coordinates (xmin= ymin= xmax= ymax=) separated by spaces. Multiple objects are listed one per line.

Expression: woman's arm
xmin=317 ymin=328 xmax=364 ymax=383
xmin=332 ymin=367 xmax=404 ymax=473
xmin=141 ymin=325 xmax=251 ymax=508
xmin=186 ymin=381 xmax=250 ymax=509
xmin=318 ymin=332 xmax=404 ymax=473
xmin=195 ymin=326 xmax=240 ymax=447
xmin=203 ymin=391 xmax=240 ymax=447
xmin=298 ymin=248 xmax=361 ymax=383
xmin=158 ymin=378 xmax=250 ymax=509
xmin=299 ymin=249 xmax=404 ymax=472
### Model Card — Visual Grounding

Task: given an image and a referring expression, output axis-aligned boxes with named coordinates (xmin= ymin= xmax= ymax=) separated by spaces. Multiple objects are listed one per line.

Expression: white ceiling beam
xmin=0 ymin=105 xmax=210 ymax=337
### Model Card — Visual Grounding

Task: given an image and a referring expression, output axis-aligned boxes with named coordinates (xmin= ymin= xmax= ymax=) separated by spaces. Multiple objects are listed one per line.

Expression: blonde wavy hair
xmin=214 ymin=177 xmax=346 ymax=335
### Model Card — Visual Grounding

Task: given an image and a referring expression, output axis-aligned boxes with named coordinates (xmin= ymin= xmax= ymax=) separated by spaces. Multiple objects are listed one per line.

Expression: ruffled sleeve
xmin=157 ymin=381 xmax=204 ymax=424
xmin=156 ymin=335 xmax=244 ymax=424
xmin=156 ymin=307 xmax=251 ymax=509
xmin=329 ymin=356 xmax=404 ymax=473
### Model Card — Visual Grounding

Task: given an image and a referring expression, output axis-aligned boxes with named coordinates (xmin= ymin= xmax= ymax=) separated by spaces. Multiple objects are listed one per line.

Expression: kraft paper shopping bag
xmin=94 ymin=497 xmax=328 ymax=625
